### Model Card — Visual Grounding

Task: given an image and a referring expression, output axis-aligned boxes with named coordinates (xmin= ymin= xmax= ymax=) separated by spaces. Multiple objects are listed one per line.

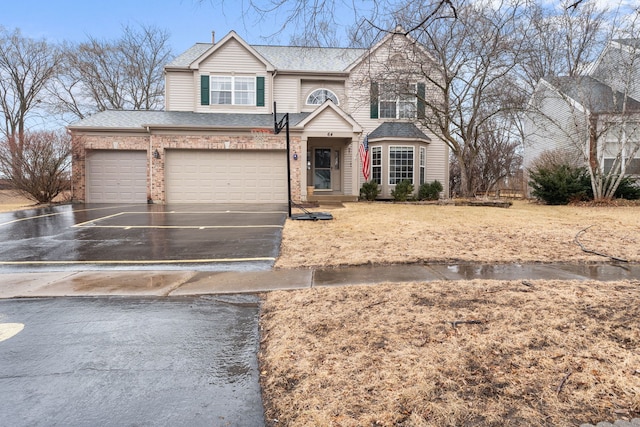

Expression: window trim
xmin=379 ymin=83 xmax=417 ymax=119
xmin=371 ymin=146 xmax=382 ymax=185
xmin=419 ymin=146 xmax=426 ymax=185
xmin=306 ymin=88 xmax=339 ymax=106
xmin=388 ymin=145 xmax=415 ymax=185
xmin=209 ymin=75 xmax=256 ymax=106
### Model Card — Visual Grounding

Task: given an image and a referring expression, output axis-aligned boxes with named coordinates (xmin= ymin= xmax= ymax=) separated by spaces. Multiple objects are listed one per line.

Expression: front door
xmin=313 ymin=148 xmax=332 ymax=190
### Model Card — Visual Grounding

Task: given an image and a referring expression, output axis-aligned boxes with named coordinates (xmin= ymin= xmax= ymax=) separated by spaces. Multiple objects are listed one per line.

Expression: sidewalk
xmin=1 ymin=262 xmax=638 ymax=298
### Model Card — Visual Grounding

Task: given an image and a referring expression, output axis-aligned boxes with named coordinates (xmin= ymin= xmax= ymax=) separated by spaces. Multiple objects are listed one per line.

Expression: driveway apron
xmin=0 ymin=203 xmax=287 ymax=271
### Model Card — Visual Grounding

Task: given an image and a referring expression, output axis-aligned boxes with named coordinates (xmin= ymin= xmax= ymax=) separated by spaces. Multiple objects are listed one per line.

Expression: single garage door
xmin=165 ymin=150 xmax=287 ymax=203
xmin=86 ymin=150 xmax=147 ymax=203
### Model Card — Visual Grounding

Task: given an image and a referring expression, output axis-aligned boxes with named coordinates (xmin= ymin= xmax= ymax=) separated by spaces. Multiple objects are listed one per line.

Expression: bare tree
xmin=449 ymin=116 xmax=522 ymax=196
xmin=0 ymin=27 xmax=62 ymax=177
xmin=397 ymin=0 xmax=529 ymax=197
xmin=519 ymin=0 xmax=608 ymax=93
xmin=49 ymin=24 xmax=172 ymax=121
xmin=526 ymin=9 xmax=640 ymax=201
xmin=0 ymin=130 xmax=71 ymax=203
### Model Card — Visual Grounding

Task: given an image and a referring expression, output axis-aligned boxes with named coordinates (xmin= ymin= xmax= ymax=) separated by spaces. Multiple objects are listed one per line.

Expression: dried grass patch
xmin=276 ymin=201 xmax=640 ymax=268
xmin=259 ymin=280 xmax=640 ymax=426
xmin=0 ymin=190 xmax=35 ymax=212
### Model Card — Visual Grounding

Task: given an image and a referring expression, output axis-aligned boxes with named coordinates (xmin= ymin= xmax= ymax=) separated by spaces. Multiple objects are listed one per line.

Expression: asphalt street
xmin=0 ymin=296 xmax=265 ymax=427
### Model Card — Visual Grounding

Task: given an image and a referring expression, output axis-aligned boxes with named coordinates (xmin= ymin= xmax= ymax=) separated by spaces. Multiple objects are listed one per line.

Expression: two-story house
xmin=68 ymin=30 xmax=449 ymax=205
xmin=524 ymin=38 xmax=640 ymax=192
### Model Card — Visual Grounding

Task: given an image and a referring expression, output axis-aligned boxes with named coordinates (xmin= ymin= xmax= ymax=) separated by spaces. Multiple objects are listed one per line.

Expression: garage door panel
xmin=86 ymin=151 xmax=147 ymax=203
xmin=166 ymin=150 xmax=287 ymax=203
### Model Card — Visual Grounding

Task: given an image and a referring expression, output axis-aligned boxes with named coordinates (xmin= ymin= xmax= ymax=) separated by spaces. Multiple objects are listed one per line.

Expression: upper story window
xmin=370 ymin=81 xmax=425 ymax=120
xmin=211 ymin=76 xmax=255 ymax=105
xmin=306 ymin=89 xmax=339 ymax=105
xmin=380 ymin=83 xmax=417 ymax=119
xmin=201 ymin=75 xmax=265 ymax=107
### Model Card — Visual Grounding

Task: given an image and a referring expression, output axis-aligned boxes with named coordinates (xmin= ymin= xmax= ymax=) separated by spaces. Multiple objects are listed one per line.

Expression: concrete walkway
xmin=1 ymin=262 xmax=638 ymax=298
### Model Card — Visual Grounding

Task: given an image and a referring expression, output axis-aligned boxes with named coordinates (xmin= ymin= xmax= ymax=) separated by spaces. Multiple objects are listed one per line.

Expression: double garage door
xmin=86 ymin=149 xmax=287 ymax=204
xmin=165 ymin=150 xmax=287 ymax=203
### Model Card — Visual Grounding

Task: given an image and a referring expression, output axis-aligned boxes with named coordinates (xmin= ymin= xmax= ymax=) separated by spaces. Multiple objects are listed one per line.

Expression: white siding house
xmin=524 ymin=38 xmax=640 ymax=195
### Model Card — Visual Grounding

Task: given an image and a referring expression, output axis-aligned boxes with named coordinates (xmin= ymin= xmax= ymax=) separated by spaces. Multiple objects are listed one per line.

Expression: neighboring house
xmin=524 ymin=38 xmax=640 ymax=192
xmin=68 ymin=30 xmax=449 ymax=204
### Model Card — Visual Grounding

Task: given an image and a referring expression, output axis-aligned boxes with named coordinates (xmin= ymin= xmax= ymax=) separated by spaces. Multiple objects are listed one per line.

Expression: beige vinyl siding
xmin=273 ymin=75 xmax=299 ymax=112
xmin=198 ymin=38 xmax=266 ymax=74
xmin=346 ymin=35 xmax=449 ymax=196
xmin=165 ymin=71 xmax=195 ymax=111
xmin=196 ymin=38 xmax=270 ymax=113
xmin=343 ymin=142 xmax=353 ymax=195
xmin=303 ymin=107 xmax=350 ymax=133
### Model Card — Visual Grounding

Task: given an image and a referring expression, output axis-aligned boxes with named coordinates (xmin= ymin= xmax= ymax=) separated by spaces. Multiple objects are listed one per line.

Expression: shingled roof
xmin=166 ymin=42 xmax=366 ymax=72
xmin=368 ymin=122 xmax=431 ymax=141
xmin=69 ymin=110 xmax=311 ymax=130
xmin=544 ymin=76 xmax=640 ymax=114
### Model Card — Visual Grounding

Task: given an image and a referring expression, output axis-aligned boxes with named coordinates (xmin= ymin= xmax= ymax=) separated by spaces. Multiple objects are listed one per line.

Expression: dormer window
xmin=306 ymin=89 xmax=339 ymax=105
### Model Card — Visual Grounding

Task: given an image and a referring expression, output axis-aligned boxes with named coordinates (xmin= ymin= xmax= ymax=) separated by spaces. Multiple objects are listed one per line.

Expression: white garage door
xmin=86 ymin=150 xmax=147 ymax=203
xmin=165 ymin=150 xmax=287 ymax=203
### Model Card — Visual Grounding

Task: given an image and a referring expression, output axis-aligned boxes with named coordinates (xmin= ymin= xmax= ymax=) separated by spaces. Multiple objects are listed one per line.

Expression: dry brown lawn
xmin=0 ymin=190 xmax=36 ymax=212
xmin=260 ymin=279 xmax=640 ymax=426
xmin=276 ymin=201 xmax=640 ymax=267
xmin=261 ymin=201 xmax=640 ymax=426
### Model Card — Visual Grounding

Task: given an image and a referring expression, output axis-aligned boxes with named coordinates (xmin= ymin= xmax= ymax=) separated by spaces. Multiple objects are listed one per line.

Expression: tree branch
xmin=574 ymin=226 xmax=628 ymax=263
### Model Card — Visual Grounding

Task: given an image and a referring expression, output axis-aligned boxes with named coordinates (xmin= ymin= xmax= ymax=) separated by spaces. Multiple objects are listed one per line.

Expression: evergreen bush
xmin=528 ymin=164 xmax=590 ymax=205
xmin=419 ymin=180 xmax=443 ymax=201
xmin=391 ymin=180 xmax=414 ymax=202
xmin=359 ymin=180 xmax=380 ymax=201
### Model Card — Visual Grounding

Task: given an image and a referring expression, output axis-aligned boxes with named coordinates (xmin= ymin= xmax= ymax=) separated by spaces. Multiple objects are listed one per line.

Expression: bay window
xmin=371 ymin=146 xmax=382 ymax=185
xmin=389 ymin=146 xmax=414 ymax=184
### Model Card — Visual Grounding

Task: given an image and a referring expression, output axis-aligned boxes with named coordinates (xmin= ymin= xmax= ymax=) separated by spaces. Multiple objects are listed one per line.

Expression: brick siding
xmin=71 ymin=131 xmax=302 ymax=203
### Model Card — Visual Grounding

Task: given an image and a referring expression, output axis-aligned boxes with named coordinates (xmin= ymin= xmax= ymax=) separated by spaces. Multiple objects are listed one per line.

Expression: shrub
xmin=359 ymin=180 xmax=380 ymax=201
xmin=612 ymin=176 xmax=640 ymax=200
xmin=391 ymin=180 xmax=414 ymax=202
xmin=419 ymin=180 xmax=443 ymax=201
xmin=528 ymin=164 xmax=590 ymax=205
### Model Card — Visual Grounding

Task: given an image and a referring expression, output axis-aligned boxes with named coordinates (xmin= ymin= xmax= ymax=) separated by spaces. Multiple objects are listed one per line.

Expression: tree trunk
xmin=456 ymin=150 xmax=475 ymax=198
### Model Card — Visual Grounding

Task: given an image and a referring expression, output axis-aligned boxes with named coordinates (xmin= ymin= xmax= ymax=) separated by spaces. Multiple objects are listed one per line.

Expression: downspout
xmin=271 ymin=70 xmax=278 ymax=114
xmin=147 ymin=126 xmax=152 ymax=203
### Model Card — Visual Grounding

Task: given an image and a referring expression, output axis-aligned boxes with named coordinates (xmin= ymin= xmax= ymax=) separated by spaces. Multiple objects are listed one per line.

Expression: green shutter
xmin=370 ymin=82 xmax=379 ymax=119
xmin=200 ymin=75 xmax=210 ymax=105
xmin=256 ymin=76 xmax=265 ymax=107
xmin=417 ymin=82 xmax=425 ymax=119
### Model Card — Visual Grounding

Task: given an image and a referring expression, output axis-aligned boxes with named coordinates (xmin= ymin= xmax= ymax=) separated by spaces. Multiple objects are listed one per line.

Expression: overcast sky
xmin=3 ymin=0 xmax=291 ymax=55
xmin=4 ymin=0 xmax=637 ymax=56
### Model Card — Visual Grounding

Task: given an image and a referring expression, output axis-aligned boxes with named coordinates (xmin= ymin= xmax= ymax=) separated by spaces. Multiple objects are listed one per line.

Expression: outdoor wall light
xmin=153 ymin=149 xmax=161 ymax=159
xmin=293 ymin=151 xmax=298 ymax=160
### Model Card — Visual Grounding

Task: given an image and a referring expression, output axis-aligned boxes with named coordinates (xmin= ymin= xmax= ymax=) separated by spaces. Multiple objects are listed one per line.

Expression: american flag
xmin=359 ymin=134 xmax=370 ymax=181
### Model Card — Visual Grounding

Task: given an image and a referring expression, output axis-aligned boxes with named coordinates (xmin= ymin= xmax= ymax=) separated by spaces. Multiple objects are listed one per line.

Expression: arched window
xmin=306 ymin=88 xmax=339 ymax=105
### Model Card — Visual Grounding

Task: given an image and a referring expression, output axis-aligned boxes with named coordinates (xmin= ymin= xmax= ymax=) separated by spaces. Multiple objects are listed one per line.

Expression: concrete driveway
xmin=0 ymin=203 xmax=287 ymax=272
